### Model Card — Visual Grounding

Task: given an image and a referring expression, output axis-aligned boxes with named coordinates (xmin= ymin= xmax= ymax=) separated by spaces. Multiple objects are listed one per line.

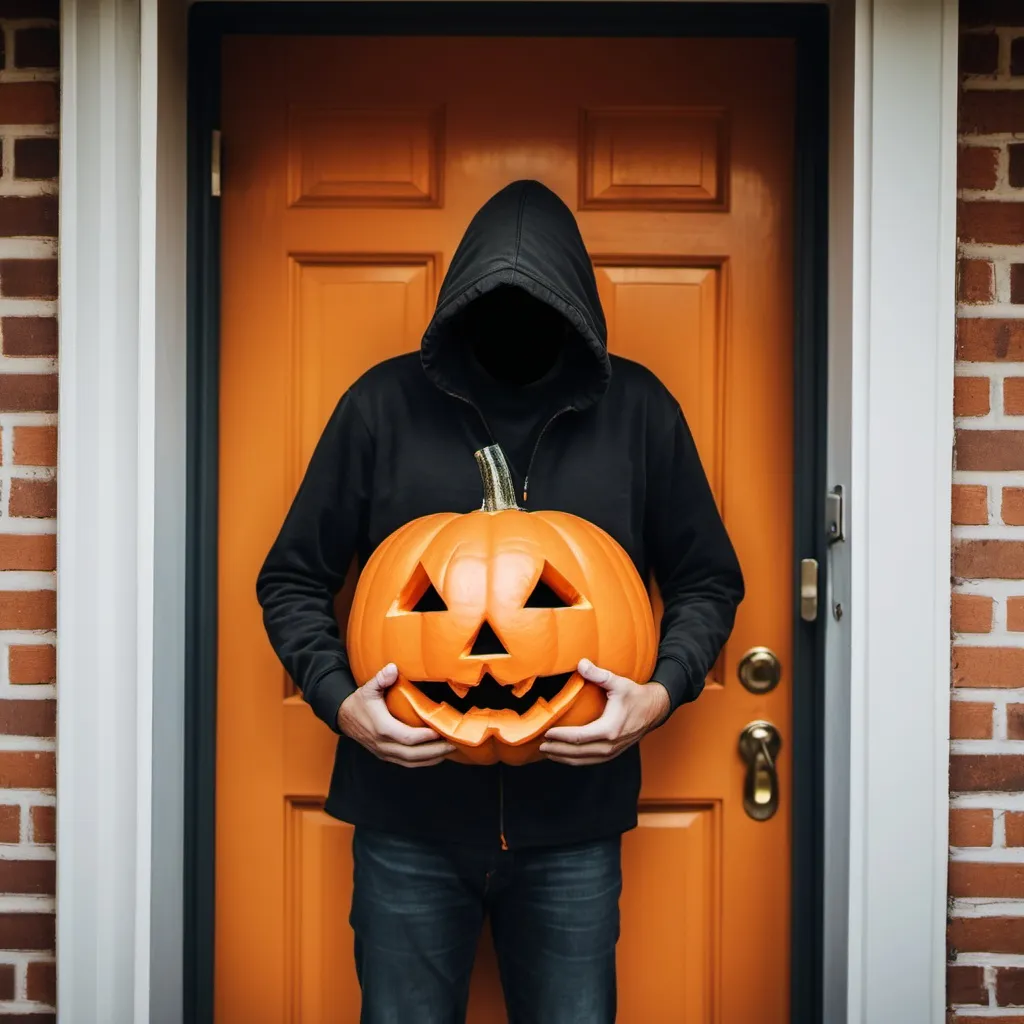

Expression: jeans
xmin=350 ymin=827 xmax=622 ymax=1024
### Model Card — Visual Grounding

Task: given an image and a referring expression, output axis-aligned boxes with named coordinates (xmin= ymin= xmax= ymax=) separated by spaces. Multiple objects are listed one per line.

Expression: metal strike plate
xmin=826 ymin=485 xmax=845 ymax=545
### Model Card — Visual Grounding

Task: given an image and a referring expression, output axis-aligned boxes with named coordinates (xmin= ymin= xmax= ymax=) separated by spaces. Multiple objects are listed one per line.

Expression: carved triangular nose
xmin=469 ymin=620 xmax=508 ymax=657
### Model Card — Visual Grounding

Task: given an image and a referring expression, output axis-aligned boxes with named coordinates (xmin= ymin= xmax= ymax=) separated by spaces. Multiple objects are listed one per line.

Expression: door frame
xmin=187 ymin=6 xmax=827 ymax=1020
xmin=57 ymin=0 xmax=956 ymax=1021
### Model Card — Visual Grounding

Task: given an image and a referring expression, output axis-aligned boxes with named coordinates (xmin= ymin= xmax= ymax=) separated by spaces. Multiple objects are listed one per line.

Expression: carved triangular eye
xmin=396 ymin=564 xmax=448 ymax=613
xmin=524 ymin=563 xmax=579 ymax=608
xmin=412 ymin=582 xmax=447 ymax=613
xmin=524 ymin=579 xmax=571 ymax=608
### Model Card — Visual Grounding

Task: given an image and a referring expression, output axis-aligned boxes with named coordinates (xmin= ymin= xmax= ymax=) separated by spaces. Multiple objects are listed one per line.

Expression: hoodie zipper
xmin=498 ymin=766 xmax=508 ymax=850
xmin=436 ymin=387 xmax=573 ymax=849
xmin=521 ymin=406 xmax=574 ymax=505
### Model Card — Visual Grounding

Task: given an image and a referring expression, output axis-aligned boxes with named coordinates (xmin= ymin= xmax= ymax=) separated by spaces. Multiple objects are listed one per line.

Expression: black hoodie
xmin=256 ymin=180 xmax=744 ymax=848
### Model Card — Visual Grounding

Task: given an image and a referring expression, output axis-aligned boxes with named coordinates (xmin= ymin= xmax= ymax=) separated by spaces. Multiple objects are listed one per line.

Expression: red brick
xmin=960 ymin=201 xmax=1024 ymax=245
xmin=29 ymin=806 xmax=52 ymax=845
xmin=0 ymin=536 xmax=54 ymax=572
xmin=0 ymin=84 xmax=57 ymax=126
xmin=0 ymin=913 xmax=52 ymax=951
xmin=959 ymin=145 xmax=999 ymax=190
xmin=956 ymin=540 xmax=1024 ymax=579
xmin=942 ymin=1018 xmax=1024 ymax=1024
xmin=0 ymin=963 xmax=16 ymax=1001
xmin=0 ymin=1016 xmax=57 ymax=1024
xmin=959 ymin=261 xmax=995 ymax=304
xmin=1012 ymin=144 xmax=1024 ymax=189
xmin=0 ymin=752 xmax=53 ymax=791
xmin=1006 ymin=488 xmax=1024 ymax=525
xmin=948 ymin=963 xmax=986 ymax=1005
xmin=1007 ymin=378 xmax=1024 ymax=415
xmin=14 ymin=139 xmax=57 ymax=182
xmin=0 ymin=701 xmax=54 ymax=739
xmin=950 ymin=915 xmax=1024 ymax=954
xmin=0 ymin=805 xmax=20 ymax=844
xmin=0 ymin=376 xmax=55 ymax=414
xmin=950 ymin=754 xmax=1024 ymax=791
xmin=1009 ymin=703 xmax=1024 ymax=739
xmin=1014 ymin=265 xmax=1024 ymax=305
xmin=1011 ymin=597 xmax=1024 ymax=632
xmin=955 ymin=376 xmax=991 ymax=415
xmin=10 ymin=479 xmax=55 ymax=519
xmin=9 ymin=646 xmax=54 ymax=686
xmin=999 ymin=966 xmax=1024 ymax=1005
xmin=958 ymin=318 xmax=1024 ymax=360
xmin=950 ymin=861 xmax=1024 ymax=897
xmin=962 ymin=91 xmax=1024 ymax=134
xmin=957 ymin=430 xmax=1024 ymax=470
xmin=960 ymin=31 xmax=1000 ymax=74
xmin=0 ymin=860 xmax=54 ymax=897
xmin=0 ymin=592 xmax=53 ymax=631
xmin=14 ymin=427 xmax=55 ymax=468
xmin=952 ymin=594 xmax=993 ymax=632
xmin=954 ymin=647 xmax=1024 ymax=687
xmin=953 ymin=485 xmax=989 ymax=525
xmin=951 ymin=701 xmax=994 ymax=739
xmin=950 ymin=808 xmax=993 ymax=847
xmin=3 ymin=318 xmax=56 ymax=358
xmin=0 ymin=261 xmax=56 ymax=300
xmin=13 ymin=28 xmax=58 ymax=70
xmin=25 ymin=960 xmax=54 ymax=1003
xmin=0 ymin=197 xmax=56 ymax=239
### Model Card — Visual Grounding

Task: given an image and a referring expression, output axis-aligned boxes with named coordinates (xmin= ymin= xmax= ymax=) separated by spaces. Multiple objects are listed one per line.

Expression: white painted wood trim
xmin=825 ymin=0 xmax=957 ymax=1019
xmin=56 ymin=0 xmax=957 ymax=1019
xmin=58 ymin=0 xmax=187 ymax=1020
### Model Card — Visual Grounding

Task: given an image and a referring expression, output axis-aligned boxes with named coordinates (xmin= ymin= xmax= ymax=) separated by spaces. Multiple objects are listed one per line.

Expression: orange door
xmin=218 ymin=36 xmax=793 ymax=1023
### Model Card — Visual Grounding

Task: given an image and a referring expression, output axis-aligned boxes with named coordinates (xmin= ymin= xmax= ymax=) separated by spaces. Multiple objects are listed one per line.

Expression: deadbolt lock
xmin=737 ymin=647 xmax=782 ymax=694
xmin=738 ymin=721 xmax=782 ymax=822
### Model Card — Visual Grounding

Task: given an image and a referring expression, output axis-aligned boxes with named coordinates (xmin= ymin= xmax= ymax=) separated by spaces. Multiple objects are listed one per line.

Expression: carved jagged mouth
xmin=409 ymin=672 xmax=575 ymax=714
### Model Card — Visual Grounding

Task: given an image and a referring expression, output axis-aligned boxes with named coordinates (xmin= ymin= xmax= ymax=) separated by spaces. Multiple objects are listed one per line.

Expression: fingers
xmin=539 ymin=739 xmax=617 ymax=760
xmin=577 ymin=658 xmax=622 ymax=689
xmin=377 ymin=737 xmax=455 ymax=766
xmin=543 ymin=712 xmax=620 ymax=745
xmin=378 ymin=716 xmax=449 ymax=747
xmin=363 ymin=663 xmax=398 ymax=693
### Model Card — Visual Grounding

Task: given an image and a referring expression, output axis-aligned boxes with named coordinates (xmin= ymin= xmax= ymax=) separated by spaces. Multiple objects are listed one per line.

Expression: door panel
xmin=219 ymin=36 xmax=793 ymax=1023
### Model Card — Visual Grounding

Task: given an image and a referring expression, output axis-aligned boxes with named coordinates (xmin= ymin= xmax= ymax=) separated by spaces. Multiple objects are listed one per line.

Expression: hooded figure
xmin=257 ymin=180 xmax=743 ymax=1021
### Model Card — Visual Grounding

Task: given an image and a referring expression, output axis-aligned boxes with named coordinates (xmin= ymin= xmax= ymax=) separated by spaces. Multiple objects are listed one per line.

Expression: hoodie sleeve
xmin=646 ymin=397 xmax=745 ymax=713
xmin=255 ymin=389 xmax=373 ymax=733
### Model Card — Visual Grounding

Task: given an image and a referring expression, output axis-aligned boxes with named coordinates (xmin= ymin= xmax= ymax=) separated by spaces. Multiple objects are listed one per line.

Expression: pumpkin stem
xmin=475 ymin=445 xmax=520 ymax=512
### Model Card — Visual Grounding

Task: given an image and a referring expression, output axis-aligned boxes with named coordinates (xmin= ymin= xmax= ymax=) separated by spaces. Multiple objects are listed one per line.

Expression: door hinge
xmin=211 ymin=129 xmax=222 ymax=198
xmin=826 ymin=484 xmax=845 ymax=545
xmin=800 ymin=558 xmax=819 ymax=622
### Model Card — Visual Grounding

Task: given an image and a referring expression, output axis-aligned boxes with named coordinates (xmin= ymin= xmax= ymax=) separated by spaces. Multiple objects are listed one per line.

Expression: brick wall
xmin=951 ymin=2 xmax=1024 ymax=1018
xmin=0 ymin=1 xmax=59 ymax=1019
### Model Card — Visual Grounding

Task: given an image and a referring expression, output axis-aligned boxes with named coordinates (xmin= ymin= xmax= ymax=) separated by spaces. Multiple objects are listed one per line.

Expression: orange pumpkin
xmin=346 ymin=445 xmax=658 ymax=765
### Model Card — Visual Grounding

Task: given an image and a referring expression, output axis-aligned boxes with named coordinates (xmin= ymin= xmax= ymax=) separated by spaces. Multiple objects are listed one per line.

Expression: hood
xmin=420 ymin=180 xmax=611 ymax=410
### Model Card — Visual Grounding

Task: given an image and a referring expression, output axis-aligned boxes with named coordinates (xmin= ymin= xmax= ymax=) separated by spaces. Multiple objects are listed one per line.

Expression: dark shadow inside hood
xmin=420 ymin=180 xmax=611 ymax=411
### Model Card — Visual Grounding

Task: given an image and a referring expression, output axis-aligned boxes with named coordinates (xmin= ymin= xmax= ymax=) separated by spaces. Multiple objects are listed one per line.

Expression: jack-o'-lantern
xmin=346 ymin=445 xmax=658 ymax=765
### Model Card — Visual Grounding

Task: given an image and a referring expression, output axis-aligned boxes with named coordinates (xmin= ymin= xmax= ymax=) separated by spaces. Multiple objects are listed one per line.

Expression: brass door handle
xmin=738 ymin=721 xmax=782 ymax=821
xmin=737 ymin=647 xmax=782 ymax=694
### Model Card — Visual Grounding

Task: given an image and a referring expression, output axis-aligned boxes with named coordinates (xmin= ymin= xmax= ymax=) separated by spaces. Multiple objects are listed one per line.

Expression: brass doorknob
xmin=738 ymin=721 xmax=782 ymax=821
xmin=737 ymin=647 xmax=782 ymax=694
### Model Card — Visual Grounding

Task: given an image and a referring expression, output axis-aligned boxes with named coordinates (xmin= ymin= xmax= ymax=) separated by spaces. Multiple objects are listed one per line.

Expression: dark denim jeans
xmin=350 ymin=827 xmax=622 ymax=1024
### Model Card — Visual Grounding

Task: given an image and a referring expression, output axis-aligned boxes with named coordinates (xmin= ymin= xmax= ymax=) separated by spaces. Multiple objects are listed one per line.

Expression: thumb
xmin=577 ymin=658 xmax=624 ymax=691
xmin=363 ymin=663 xmax=398 ymax=694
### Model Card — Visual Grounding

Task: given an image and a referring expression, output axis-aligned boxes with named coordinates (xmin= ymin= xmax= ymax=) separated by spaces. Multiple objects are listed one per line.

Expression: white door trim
xmin=57 ymin=0 xmax=955 ymax=1019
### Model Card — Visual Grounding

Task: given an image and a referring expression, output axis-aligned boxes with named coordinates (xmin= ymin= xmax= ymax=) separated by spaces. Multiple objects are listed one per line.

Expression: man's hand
xmin=539 ymin=658 xmax=671 ymax=766
xmin=337 ymin=663 xmax=455 ymax=767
